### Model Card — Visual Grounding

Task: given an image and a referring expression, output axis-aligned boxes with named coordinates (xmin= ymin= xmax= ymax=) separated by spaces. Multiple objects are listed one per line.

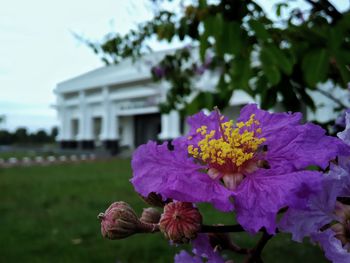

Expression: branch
xmin=305 ymin=0 xmax=342 ymax=23
xmin=201 ymin=224 xmax=245 ymax=233
xmin=314 ymin=86 xmax=348 ymax=109
xmin=244 ymin=230 xmax=273 ymax=263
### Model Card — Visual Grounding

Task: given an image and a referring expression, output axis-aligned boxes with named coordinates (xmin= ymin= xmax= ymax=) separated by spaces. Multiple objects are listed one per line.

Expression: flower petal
xmin=131 ymin=140 xmax=234 ymax=211
xmin=192 ymin=234 xmax=225 ymax=263
xmin=174 ymin=234 xmax=225 ymax=263
xmin=266 ymin=122 xmax=350 ymax=171
xmin=174 ymin=251 xmax=202 ymax=263
xmin=185 ymin=110 xmax=228 ymax=147
xmin=311 ymin=229 xmax=350 ymax=263
xmin=239 ymin=104 xmax=350 ymax=171
xmin=279 ymin=174 xmax=342 ymax=241
xmin=234 ymin=169 xmax=322 ymax=234
xmin=338 ymin=112 xmax=350 ymax=145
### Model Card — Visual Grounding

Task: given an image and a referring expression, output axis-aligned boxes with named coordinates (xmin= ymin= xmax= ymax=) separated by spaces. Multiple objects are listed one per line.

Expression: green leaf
xmin=334 ymin=49 xmax=350 ymax=86
xmin=269 ymin=46 xmax=293 ymax=75
xmin=302 ymin=49 xmax=329 ymax=87
xmin=230 ymin=56 xmax=252 ymax=90
xmin=222 ymin=22 xmax=243 ymax=56
xmin=249 ymin=20 xmax=269 ymax=42
xmin=213 ymin=14 xmax=224 ymax=56
xmin=260 ymin=48 xmax=281 ymax=85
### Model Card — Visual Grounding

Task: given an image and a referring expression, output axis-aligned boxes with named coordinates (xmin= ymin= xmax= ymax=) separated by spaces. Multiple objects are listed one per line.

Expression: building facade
xmin=54 ymin=50 xmax=254 ymax=152
xmin=54 ymin=49 xmax=347 ymax=153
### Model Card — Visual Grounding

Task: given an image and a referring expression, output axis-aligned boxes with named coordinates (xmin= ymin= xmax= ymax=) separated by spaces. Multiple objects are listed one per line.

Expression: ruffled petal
xmin=338 ymin=112 xmax=350 ymax=145
xmin=279 ymin=174 xmax=342 ymax=241
xmin=131 ymin=140 xmax=234 ymax=211
xmin=237 ymin=104 xmax=302 ymax=140
xmin=311 ymin=229 xmax=350 ymax=263
xmin=174 ymin=234 xmax=225 ymax=263
xmin=174 ymin=251 xmax=202 ymax=263
xmin=192 ymin=234 xmax=225 ymax=263
xmin=234 ymin=169 xmax=322 ymax=234
xmin=266 ymin=122 xmax=349 ymax=171
xmin=239 ymin=104 xmax=350 ymax=171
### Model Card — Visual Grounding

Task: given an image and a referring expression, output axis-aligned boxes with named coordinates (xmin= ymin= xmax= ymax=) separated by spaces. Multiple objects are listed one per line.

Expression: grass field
xmin=0 ymin=159 xmax=329 ymax=262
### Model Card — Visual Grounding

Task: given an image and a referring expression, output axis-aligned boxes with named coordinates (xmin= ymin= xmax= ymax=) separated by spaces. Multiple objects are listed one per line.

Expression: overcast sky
xmin=0 ymin=0 xmax=348 ymax=132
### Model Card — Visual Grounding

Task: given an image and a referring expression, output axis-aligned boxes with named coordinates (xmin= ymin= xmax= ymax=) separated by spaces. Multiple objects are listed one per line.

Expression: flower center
xmin=188 ymin=114 xmax=266 ymax=174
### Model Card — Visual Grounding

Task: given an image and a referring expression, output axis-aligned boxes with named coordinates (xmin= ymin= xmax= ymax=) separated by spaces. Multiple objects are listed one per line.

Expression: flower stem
xmin=201 ymin=224 xmax=245 ymax=233
xmin=244 ymin=230 xmax=273 ymax=263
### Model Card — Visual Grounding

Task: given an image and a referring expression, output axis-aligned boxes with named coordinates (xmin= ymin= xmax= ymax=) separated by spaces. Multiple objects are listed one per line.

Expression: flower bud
xmin=98 ymin=201 xmax=140 ymax=240
xmin=159 ymin=202 xmax=202 ymax=244
xmin=140 ymin=207 xmax=161 ymax=224
xmin=98 ymin=201 xmax=160 ymax=240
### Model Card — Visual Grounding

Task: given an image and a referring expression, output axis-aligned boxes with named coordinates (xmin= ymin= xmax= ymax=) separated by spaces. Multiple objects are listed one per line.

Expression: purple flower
xmin=152 ymin=66 xmax=165 ymax=78
xmin=338 ymin=112 xmax=350 ymax=145
xmin=279 ymin=170 xmax=346 ymax=241
xmin=174 ymin=234 xmax=225 ymax=263
xmin=335 ymin=110 xmax=350 ymax=129
xmin=131 ymin=104 xmax=349 ymax=234
xmin=281 ymin=162 xmax=350 ymax=263
xmin=312 ymin=229 xmax=350 ymax=263
xmin=195 ymin=54 xmax=213 ymax=75
xmin=279 ymin=122 xmax=350 ymax=262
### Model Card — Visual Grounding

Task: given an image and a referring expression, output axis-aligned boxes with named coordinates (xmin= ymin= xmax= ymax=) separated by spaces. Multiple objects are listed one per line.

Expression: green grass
xmin=0 ymin=159 xmax=329 ymax=262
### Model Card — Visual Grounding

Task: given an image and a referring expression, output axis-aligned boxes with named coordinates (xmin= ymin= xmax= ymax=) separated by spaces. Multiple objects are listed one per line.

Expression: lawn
xmin=0 ymin=159 xmax=329 ymax=263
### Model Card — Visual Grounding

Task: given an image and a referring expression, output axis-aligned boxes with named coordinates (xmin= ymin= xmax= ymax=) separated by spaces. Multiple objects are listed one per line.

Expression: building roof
xmin=55 ymin=49 xmax=175 ymax=94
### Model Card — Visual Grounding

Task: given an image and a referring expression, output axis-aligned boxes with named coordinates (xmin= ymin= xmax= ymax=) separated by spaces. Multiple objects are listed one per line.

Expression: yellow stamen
xmin=187 ymin=114 xmax=266 ymax=168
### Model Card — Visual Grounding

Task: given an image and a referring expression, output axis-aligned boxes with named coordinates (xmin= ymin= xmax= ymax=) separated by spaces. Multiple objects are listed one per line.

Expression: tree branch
xmin=244 ymin=230 xmax=273 ymax=263
xmin=305 ymin=0 xmax=342 ymax=23
xmin=201 ymin=224 xmax=245 ymax=233
xmin=315 ymin=86 xmax=348 ymax=109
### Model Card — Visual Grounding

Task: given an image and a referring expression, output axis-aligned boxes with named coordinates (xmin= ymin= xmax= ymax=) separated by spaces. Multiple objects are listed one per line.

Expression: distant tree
xmin=33 ymin=130 xmax=50 ymax=144
xmin=50 ymin=126 xmax=58 ymax=140
xmin=14 ymin=128 xmax=28 ymax=144
xmin=86 ymin=0 xmax=350 ymax=121
xmin=0 ymin=130 xmax=14 ymax=145
xmin=0 ymin=115 xmax=6 ymax=129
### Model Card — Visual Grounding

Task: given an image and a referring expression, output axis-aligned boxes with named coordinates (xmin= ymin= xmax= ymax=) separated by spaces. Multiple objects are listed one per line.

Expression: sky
xmin=0 ymin=0 xmax=156 ymax=131
xmin=0 ymin=0 xmax=348 ymax=132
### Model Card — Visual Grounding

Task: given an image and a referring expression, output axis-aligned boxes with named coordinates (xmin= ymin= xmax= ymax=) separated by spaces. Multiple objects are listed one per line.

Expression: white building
xmin=54 ymin=49 xmax=348 ymax=152
xmin=54 ymin=50 xmax=254 ymax=152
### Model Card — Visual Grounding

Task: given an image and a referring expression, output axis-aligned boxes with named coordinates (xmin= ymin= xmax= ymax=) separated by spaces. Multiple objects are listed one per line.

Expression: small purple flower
xmin=131 ymin=104 xmax=349 ymax=234
xmin=174 ymin=234 xmax=225 ymax=263
xmin=338 ymin=112 xmax=350 ymax=145
xmin=195 ymin=54 xmax=213 ymax=75
xmin=312 ymin=229 xmax=350 ymax=263
xmin=334 ymin=110 xmax=350 ymax=132
xmin=152 ymin=65 xmax=165 ymax=78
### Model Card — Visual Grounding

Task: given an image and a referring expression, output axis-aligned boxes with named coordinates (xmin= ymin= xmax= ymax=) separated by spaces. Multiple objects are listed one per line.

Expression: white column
xmin=75 ymin=91 xmax=94 ymax=141
xmin=56 ymin=93 xmax=73 ymax=141
xmin=100 ymin=87 xmax=119 ymax=141
xmin=158 ymin=110 xmax=181 ymax=140
xmin=85 ymin=108 xmax=93 ymax=140
xmin=76 ymin=91 xmax=85 ymax=141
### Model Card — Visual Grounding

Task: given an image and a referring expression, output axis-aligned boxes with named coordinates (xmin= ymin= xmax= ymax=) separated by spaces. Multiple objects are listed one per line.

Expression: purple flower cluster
xmin=130 ymin=104 xmax=350 ymax=262
xmin=175 ymin=234 xmax=224 ymax=263
xmin=279 ymin=113 xmax=350 ymax=263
